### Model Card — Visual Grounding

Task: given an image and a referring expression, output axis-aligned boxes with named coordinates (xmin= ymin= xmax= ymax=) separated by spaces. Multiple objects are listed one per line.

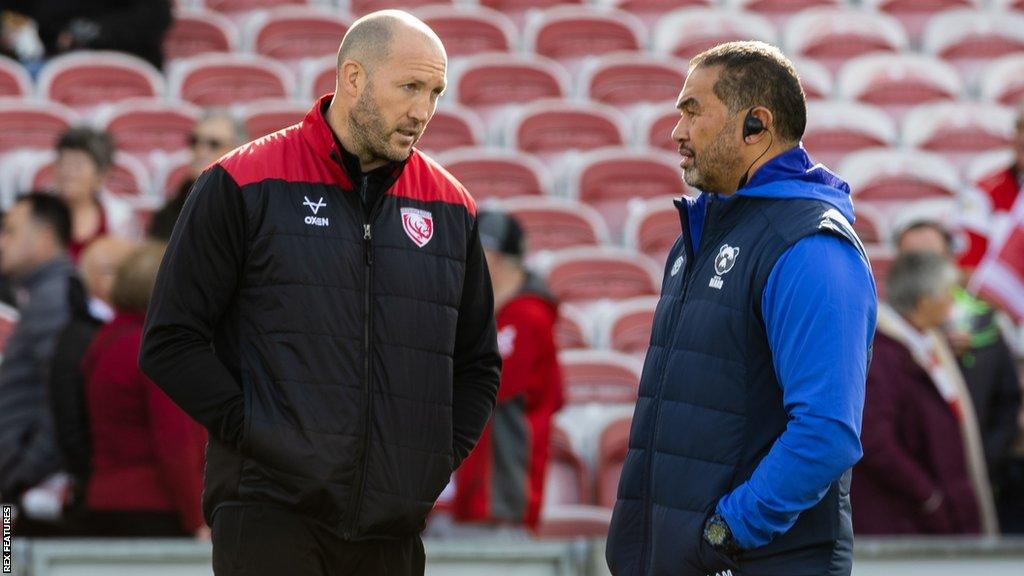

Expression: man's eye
xmin=404 ymin=84 xmax=419 ymax=92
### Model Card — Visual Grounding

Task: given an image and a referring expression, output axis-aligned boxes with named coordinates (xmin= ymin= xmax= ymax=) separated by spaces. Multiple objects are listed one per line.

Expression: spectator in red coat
xmin=82 ymin=241 xmax=207 ymax=537
xmin=452 ymin=210 xmax=564 ymax=532
xmin=960 ymin=101 xmax=1024 ymax=271
xmin=853 ymin=252 xmax=998 ymax=535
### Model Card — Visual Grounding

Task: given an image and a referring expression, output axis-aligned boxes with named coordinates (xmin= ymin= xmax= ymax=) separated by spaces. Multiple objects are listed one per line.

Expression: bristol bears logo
xmin=709 ymin=244 xmax=740 ymax=290
xmin=401 ymin=207 xmax=434 ymax=248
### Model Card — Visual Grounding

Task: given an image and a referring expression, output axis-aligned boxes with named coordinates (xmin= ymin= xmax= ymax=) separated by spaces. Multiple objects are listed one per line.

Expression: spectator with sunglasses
xmin=148 ymin=111 xmax=248 ymax=240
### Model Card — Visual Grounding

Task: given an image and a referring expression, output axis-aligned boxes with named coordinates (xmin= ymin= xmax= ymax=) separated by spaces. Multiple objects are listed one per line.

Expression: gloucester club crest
xmin=401 ymin=207 xmax=434 ymax=248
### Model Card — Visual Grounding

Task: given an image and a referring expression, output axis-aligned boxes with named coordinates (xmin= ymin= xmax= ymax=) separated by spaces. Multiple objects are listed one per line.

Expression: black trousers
xmin=212 ymin=504 xmax=425 ymax=576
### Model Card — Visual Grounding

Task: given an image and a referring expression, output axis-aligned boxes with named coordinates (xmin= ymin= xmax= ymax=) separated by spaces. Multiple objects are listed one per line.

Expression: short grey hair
xmin=886 ymin=251 xmax=958 ymax=314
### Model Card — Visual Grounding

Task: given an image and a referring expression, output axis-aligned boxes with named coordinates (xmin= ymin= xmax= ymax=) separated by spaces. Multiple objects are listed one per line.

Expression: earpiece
xmin=742 ymin=109 xmax=765 ymax=140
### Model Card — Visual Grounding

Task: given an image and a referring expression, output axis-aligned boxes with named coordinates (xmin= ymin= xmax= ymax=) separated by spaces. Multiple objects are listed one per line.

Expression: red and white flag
xmin=969 ymin=189 xmax=1024 ymax=322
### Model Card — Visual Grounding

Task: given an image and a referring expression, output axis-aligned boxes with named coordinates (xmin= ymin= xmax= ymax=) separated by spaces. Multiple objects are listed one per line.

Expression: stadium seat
xmin=436 ymin=147 xmax=551 ymax=200
xmin=566 ymin=147 xmax=687 ymax=235
xmin=351 ymin=0 xmax=454 ymax=15
xmin=802 ymin=101 xmax=897 ymax=168
xmin=783 ymin=8 xmax=908 ymax=74
xmin=0 ymin=98 xmax=77 ymax=155
xmin=579 ymin=53 xmax=687 ymax=108
xmin=506 ymin=100 xmax=629 ymax=164
xmin=415 ymin=105 xmax=485 ymax=154
xmin=24 ymin=151 xmax=153 ymax=198
xmin=839 ymin=148 xmax=961 ymax=203
xmin=169 ymin=53 xmax=293 ymax=106
xmin=153 ymin=150 xmax=196 ymax=197
xmin=922 ymin=9 xmax=1024 ymax=84
xmin=852 ymin=203 xmax=888 ymax=247
xmin=536 ymin=505 xmax=612 ymax=538
xmin=37 ymin=52 xmax=165 ymax=111
xmin=453 ymin=54 xmax=570 ymax=118
xmin=542 ymin=246 xmax=662 ymax=304
xmin=543 ymin=424 xmax=591 ymax=507
xmin=979 ymin=54 xmax=1024 ymax=106
xmin=595 ymin=415 xmax=631 ymax=508
xmin=415 ymin=4 xmax=517 ymax=57
xmin=246 ymin=7 xmax=349 ymax=63
xmin=163 ymin=9 xmax=239 ymax=61
xmin=653 ymin=8 xmax=777 ymax=60
xmin=97 ymin=98 xmax=202 ymax=160
xmin=837 ymin=54 xmax=963 ymax=120
xmin=240 ymin=99 xmax=308 ymax=139
xmin=622 ymin=195 xmax=681 ymax=264
xmin=524 ymin=6 xmax=645 ymax=65
xmin=559 ymin=349 xmax=644 ymax=405
xmin=480 ymin=0 xmax=586 ymax=18
xmin=723 ymin=0 xmax=843 ymax=23
xmin=792 ymin=58 xmax=832 ymax=100
xmin=990 ymin=0 xmax=1024 ymax=10
xmin=867 ymin=245 xmax=896 ymax=298
xmin=499 ymin=197 xmax=610 ymax=252
xmin=596 ymin=296 xmax=659 ymax=355
xmin=593 ymin=0 xmax=715 ymax=28
xmin=636 ymin=103 xmax=681 ymax=152
xmin=301 ymin=55 xmax=337 ymax=100
xmin=965 ymin=150 xmax=1015 ymax=187
xmin=0 ymin=55 xmax=31 ymax=97
xmin=556 ymin=305 xmax=594 ymax=350
xmin=902 ymin=102 xmax=1016 ymax=171
xmin=201 ymin=0 xmax=312 ymax=15
xmin=862 ymin=0 xmax=983 ymax=42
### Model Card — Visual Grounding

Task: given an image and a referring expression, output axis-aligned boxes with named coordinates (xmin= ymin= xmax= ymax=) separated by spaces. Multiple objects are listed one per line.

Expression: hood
xmin=734 ymin=144 xmax=856 ymax=223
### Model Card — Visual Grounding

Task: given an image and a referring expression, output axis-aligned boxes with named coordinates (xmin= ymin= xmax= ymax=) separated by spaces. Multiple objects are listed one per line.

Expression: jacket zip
xmin=640 ymin=196 xmax=715 ymax=573
xmin=345 ymin=174 xmax=383 ymax=538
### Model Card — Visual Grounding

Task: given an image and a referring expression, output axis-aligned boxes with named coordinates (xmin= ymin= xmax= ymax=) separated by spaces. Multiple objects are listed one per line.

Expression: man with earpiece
xmin=605 ymin=41 xmax=878 ymax=576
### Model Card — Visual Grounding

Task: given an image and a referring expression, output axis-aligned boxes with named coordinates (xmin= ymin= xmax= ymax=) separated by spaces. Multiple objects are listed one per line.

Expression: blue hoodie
xmin=686 ymin=145 xmax=878 ymax=549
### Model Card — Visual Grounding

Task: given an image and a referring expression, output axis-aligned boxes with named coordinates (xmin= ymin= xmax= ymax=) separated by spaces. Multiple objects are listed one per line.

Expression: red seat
xmin=902 ymin=102 xmax=1015 ymax=171
xmin=802 ymin=101 xmax=897 ymax=168
xmin=543 ymin=424 xmax=590 ymax=507
xmin=202 ymin=0 xmax=311 ymax=15
xmin=37 ymin=52 xmax=164 ymax=111
xmin=980 ymin=54 xmax=1024 ymax=106
xmin=568 ymin=147 xmax=687 ymax=235
xmin=247 ymin=7 xmax=349 ymax=63
xmin=653 ymin=8 xmax=777 ymax=60
xmin=0 ymin=99 xmax=77 ymax=154
xmin=543 ymin=247 xmax=662 ymax=305
xmin=153 ymin=150 xmax=195 ymax=197
xmin=784 ymin=8 xmax=908 ymax=74
xmin=923 ymin=9 xmax=1024 ymax=83
xmin=582 ymin=53 xmax=687 ymax=107
xmin=792 ymin=58 xmax=832 ymax=100
xmin=455 ymin=54 xmax=569 ymax=115
xmin=837 ymin=53 xmax=963 ymax=120
xmin=415 ymin=105 xmax=484 ymax=154
xmin=500 ymin=197 xmax=609 ymax=252
xmin=437 ymin=148 xmax=550 ymax=200
xmin=302 ymin=56 xmax=336 ymax=100
xmin=164 ymin=9 xmax=239 ymax=60
xmin=170 ymin=53 xmax=292 ymax=106
xmin=26 ymin=151 xmax=152 ymax=198
xmin=480 ymin=0 xmax=585 ymax=15
xmin=596 ymin=415 xmax=632 ymax=508
xmin=556 ymin=305 xmax=592 ymax=350
xmin=525 ymin=6 xmax=644 ymax=65
xmin=351 ymin=0 xmax=453 ymax=16
xmin=839 ymin=148 xmax=961 ymax=203
xmin=991 ymin=0 xmax=1024 ymax=10
xmin=598 ymin=296 xmax=659 ymax=356
xmin=536 ymin=505 xmax=612 ymax=538
xmin=639 ymin=103 xmax=682 ymax=152
xmin=724 ymin=0 xmax=843 ymax=21
xmin=600 ymin=0 xmax=714 ymax=27
xmin=240 ymin=99 xmax=308 ymax=140
xmin=852 ymin=204 xmax=888 ymax=248
xmin=98 ymin=98 xmax=201 ymax=159
xmin=0 ymin=55 xmax=31 ymax=97
xmin=863 ymin=0 xmax=981 ymax=42
xmin=508 ymin=100 xmax=627 ymax=163
xmin=867 ymin=245 xmax=897 ymax=298
xmin=415 ymin=4 xmax=516 ymax=57
xmin=559 ymin=349 xmax=643 ymax=405
xmin=623 ymin=195 xmax=681 ymax=264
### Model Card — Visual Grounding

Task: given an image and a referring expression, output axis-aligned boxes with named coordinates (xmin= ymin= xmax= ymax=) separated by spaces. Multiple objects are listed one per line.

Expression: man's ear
xmin=338 ymin=60 xmax=365 ymax=99
xmin=744 ymin=106 xmax=774 ymax=145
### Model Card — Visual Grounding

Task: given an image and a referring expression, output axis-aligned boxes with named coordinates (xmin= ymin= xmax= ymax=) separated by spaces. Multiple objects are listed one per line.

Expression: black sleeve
xmin=450 ymin=221 xmax=501 ymax=469
xmin=139 ymin=165 xmax=247 ymax=449
xmin=984 ymin=337 xmax=1023 ymax=472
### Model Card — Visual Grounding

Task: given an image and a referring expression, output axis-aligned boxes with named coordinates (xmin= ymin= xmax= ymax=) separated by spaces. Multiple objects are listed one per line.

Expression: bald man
xmin=140 ymin=10 xmax=500 ymax=576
